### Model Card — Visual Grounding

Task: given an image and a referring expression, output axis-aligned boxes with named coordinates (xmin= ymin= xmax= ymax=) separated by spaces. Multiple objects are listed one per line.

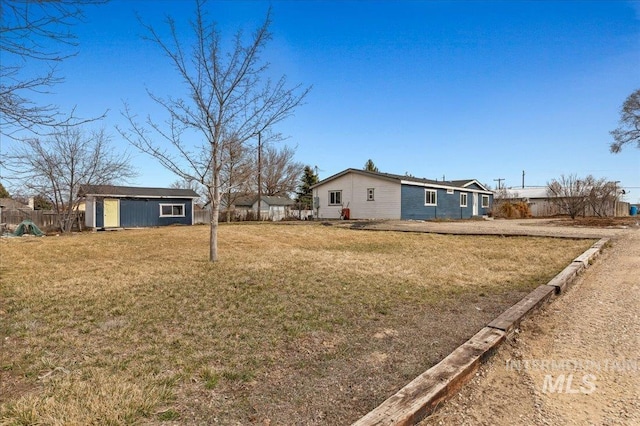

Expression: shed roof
xmin=78 ymin=185 xmax=200 ymax=199
xmin=503 ymin=187 xmax=549 ymax=199
xmin=311 ymin=168 xmax=491 ymax=192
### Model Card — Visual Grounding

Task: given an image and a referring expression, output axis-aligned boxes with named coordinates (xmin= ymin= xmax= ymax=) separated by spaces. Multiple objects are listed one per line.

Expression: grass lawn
xmin=0 ymin=223 xmax=594 ymax=424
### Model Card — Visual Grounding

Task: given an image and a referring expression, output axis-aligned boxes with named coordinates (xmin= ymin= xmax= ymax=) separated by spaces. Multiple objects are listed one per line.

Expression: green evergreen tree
xmin=0 ymin=182 xmax=9 ymax=198
xmin=296 ymin=166 xmax=319 ymax=209
xmin=32 ymin=194 xmax=53 ymax=210
xmin=364 ymin=159 xmax=379 ymax=172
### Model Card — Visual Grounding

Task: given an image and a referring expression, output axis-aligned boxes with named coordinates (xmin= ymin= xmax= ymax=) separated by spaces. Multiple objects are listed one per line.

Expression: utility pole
xmin=522 ymin=170 xmax=525 ymax=189
xmin=257 ymin=132 xmax=262 ymax=221
xmin=494 ymin=178 xmax=505 ymax=191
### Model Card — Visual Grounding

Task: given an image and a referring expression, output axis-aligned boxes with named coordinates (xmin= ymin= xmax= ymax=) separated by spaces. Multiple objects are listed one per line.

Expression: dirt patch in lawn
xmin=0 ymin=223 xmax=594 ymax=424
xmin=546 ymin=216 xmax=639 ymax=228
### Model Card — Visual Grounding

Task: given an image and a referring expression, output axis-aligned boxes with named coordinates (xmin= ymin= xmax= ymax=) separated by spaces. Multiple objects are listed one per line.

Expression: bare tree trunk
xmin=209 ymin=182 xmax=219 ymax=262
xmin=210 ymin=212 xmax=218 ymax=262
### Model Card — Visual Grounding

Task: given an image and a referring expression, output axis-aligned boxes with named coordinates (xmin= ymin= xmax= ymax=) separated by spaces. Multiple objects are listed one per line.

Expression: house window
xmin=424 ymin=189 xmax=437 ymax=206
xmin=482 ymin=195 xmax=490 ymax=208
xmin=329 ymin=190 xmax=342 ymax=206
xmin=367 ymin=188 xmax=375 ymax=201
xmin=447 ymin=188 xmax=454 ymax=194
xmin=160 ymin=203 xmax=185 ymax=217
xmin=460 ymin=193 xmax=468 ymax=207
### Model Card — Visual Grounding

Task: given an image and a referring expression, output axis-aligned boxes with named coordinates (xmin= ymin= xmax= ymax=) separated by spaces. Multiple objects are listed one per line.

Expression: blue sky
xmin=4 ymin=1 xmax=640 ymax=201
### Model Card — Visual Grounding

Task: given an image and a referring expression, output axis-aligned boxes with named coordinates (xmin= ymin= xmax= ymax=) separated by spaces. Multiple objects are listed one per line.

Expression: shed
xmin=311 ymin=168 xmax=493 ymax=220
xmin=232 ymin=195 xmax=294 ymax=221
xmin=79 ymin=185 xmax=200 ymax=229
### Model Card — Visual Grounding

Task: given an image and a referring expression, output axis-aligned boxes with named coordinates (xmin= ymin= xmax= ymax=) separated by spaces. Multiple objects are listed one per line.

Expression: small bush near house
xmin=493 ymin=200 xmax=532 ymax=218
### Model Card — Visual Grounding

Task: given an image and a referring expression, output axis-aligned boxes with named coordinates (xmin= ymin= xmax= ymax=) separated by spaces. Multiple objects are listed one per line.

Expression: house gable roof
xmin=0 ymin=198 xmax=31 ymax=210
xmin=312 ymin=168 xmax=492 ymax=193
xmin=450 ymin=179 xmax=491 ymax=191
xmin=78 ymin=185 xmax=199 ymax=199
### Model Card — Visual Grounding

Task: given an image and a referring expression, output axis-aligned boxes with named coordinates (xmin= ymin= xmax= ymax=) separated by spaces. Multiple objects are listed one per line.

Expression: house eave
xmin=400 ymin=180 xmax=493 ymax=194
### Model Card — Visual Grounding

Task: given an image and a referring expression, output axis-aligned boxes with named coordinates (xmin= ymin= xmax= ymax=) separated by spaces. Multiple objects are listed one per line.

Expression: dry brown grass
xmin=0 ymin=223 xmax=594 ymax=424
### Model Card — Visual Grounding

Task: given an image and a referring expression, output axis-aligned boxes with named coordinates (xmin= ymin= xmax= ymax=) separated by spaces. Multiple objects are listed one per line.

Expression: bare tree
xmin=546 ymin=174 xmax=589 ymax=219
xmin=610 ymin=89 xmax=640 ymax=153
xmin=220 ymin=137 xmax=254 ymax=222
xmin=259 ymin=145 xmax=304 ymax=197
xmin=170 ymin=177 xmax=206 ymax=206
xmin=119 ymin=1 xmax=310 ymax=261
xmin=584 ymin=176 xmax=618 ymax=217
xmin=4 ymin=126 xmax=136 ymax=232
xmin=1 ymin=0 xmax=106 ymax=138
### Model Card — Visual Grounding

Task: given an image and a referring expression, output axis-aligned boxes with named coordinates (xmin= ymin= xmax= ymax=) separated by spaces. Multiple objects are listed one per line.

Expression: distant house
xmin=502 ymin=186 xmax=625 ymax=217
xmin=231 ymin=195 xmax=294 ymax=221
xmin=310 ymin=168 xmax=493 ymax=220
xmin=0 ymin=198 xmax=32 ymax=211
xmin=500 ymin=187 xmax=558 ymax=217
xmin=79 ymin=185 xmax=200 ymax=229
xmin=0 ymin=198 xmax=33 ymax=225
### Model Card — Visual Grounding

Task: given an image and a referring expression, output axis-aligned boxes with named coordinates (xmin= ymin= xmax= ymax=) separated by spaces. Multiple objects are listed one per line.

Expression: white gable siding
xmin=313 ymin=173 xmax=401 ymax=219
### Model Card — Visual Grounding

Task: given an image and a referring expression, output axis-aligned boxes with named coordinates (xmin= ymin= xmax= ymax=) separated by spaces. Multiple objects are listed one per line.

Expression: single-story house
xmin=311 ymin=168 xmax=493 ymax=220
xmin=0 ymin=198 xmax=33 ymax=225
xmin=231 ymin=195 xmax=294 ymax=221
xmin=79 ymin=185 xmax=200 ymax=229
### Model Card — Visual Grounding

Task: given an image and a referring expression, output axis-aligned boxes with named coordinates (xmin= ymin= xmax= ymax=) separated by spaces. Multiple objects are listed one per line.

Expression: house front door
xmin=472 ymin=193 xmax=478 ymax=216
xmin=103 ymin=199 xmax=120 ymax=227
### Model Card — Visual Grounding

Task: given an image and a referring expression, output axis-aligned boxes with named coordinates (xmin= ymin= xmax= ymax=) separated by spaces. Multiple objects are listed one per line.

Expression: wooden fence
xmin=0 ymin=208 xmax=85 ymax=231
xmin=193 ymin=208 xmax=314 ymax=224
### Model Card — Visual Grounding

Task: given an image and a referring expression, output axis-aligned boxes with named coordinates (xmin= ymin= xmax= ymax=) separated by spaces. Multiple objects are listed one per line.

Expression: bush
xmin=492 ymin=201 xmax=532 ymax=218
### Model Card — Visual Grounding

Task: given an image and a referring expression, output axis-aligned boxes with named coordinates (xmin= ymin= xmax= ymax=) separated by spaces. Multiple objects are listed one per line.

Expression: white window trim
xmin=159 ymin=203 xmax=186 ymax=217
xmin=424 ymin=189 xmax=437 ymax=206
xmin=447 ymin=188 xmax=454 ymax=194
xmin=460 ymin=192 xmax=468 ymax=207
xmin=482 ymin=195 xmax=490 ymax=208
xmin=367 ymin=188 xmax=375 ymax=201
xmin=328 ymin=190 xmax=342 ymax=206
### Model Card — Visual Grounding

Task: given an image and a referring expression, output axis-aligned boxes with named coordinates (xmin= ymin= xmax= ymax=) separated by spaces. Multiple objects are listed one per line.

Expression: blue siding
xmin=92 ymin=197 xmax=193 ymax=228
xmin=401 ymin=185 xmax=493 ymax=220
xmin=479 ymin=193 xmax=493 ymax=216
xmin=120 ymin=198 xmax=192 ymax=227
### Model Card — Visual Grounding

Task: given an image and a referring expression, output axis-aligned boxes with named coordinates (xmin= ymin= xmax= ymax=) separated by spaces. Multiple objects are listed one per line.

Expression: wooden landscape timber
xmin=352 ymin=237 xmax=610 ymax=426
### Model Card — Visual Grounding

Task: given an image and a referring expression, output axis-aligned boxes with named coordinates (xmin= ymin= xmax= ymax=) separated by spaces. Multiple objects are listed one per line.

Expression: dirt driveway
xmin=354 ymin=218 xmax=633 ymax=239
xmin=412 ymin=222 xmax=640 ymax=425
